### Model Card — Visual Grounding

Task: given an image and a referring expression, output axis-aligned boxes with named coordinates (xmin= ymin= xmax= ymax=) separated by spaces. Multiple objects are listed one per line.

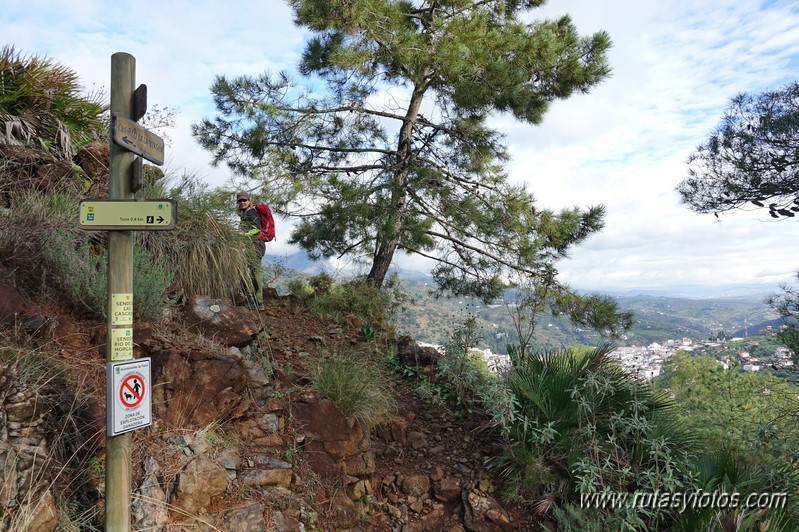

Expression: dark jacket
xmin=240 ymin=207 xmax=266 ymax=257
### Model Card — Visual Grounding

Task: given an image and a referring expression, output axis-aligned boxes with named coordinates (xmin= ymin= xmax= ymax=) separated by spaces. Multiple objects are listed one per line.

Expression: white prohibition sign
xmin=107 ymin=358 xmax=152 ymax=437
xmin=119 ymin=373 xmax=145 ymax=408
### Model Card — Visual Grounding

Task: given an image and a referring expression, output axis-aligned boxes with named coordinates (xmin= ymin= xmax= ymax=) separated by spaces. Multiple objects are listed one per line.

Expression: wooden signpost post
xmin=77 ymin=52 xmax=175 ymax=531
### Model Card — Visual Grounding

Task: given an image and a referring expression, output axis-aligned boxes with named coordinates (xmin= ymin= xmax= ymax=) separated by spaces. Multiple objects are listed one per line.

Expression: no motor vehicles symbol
xmin=119 ymin=374 xmax=144 ymax=408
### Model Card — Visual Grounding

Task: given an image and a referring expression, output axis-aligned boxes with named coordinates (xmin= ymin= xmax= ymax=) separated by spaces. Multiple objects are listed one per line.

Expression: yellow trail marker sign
xmin=79 ymin=199 xmax=177 ymax=230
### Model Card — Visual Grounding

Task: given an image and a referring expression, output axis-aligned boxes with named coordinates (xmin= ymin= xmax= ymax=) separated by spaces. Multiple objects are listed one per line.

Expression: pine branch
xmin=425 ymin=228 xmax=537 ymax=275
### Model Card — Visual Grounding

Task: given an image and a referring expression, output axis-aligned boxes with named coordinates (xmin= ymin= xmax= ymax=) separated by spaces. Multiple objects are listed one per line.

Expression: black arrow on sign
xmin=157 ymin=216 xmax=164 ymax=223
xmin=121 ymin=136 xmax=134 ymax=146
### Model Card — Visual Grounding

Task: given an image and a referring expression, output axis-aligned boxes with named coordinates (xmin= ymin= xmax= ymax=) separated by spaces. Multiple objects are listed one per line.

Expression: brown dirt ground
xmin=26 ymin=292 xmax=539 ymax=530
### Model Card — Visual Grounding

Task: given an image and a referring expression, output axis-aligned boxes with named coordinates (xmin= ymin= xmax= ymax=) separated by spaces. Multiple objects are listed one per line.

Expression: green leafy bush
xmin=429 ymin=316 xmax=514 ymax=419
xmin=481 ymin=343 xmax=799 ymax=529
xmin=42 ymin=228 xmax=106 ymax=316
xmin=131 ymin=243 xmax=175 ymax=321
xmin=673 ymin=447 xmax=798 ymax=531
xmin=501 ymin=345 xmax=693 ymax=495
xmin=287 ymin=278 xmax=316 ymax=299
xmin=291 ymin=274 xmax=407 ymax=331
xmin=43 ymin=229 xmax=173 ymax=321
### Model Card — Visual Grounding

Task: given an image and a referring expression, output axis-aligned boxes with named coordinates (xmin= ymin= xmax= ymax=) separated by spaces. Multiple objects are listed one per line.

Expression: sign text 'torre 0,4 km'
xmin=78 ymin=199 xmax=177 ymax=230
xmin=112 ymin=113 xmax=165 ymax=165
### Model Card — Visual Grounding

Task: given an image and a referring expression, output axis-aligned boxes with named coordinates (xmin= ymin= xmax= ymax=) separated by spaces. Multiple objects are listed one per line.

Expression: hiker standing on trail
xmin=236 ymin=192 xmax=265 ymax=310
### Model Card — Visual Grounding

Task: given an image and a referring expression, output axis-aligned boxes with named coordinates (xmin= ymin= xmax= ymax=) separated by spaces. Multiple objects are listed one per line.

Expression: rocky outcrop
xmin=292 ymin=391 xmax=373 ymax=473
xmin=182 ymin=296 xmax=267 ymax=347
xmin=150 ymin=347 xmax=256 ymax=427
xmin=291 ymin=391 xmax=374 ymax=527
xmin=168 ymin=456 xmax=229 ymax=520
xmin=462 ymin=489 xmax=513 ymax=531
xmin=397 ymin=335 xmax=441 ymax=367
xmin=130 ymin=434 xmax=315 ymax=531
xmin=0 ymin=281 xmax=26 ymax=326
xmin=0 ymin=144 xmax=79 ymax=209
xmin=0 ymin=141 xmax=111 ymax=203
xmin=132 ymin=456 xmax=169 ymax=530
xmin=0 ymin=290 xmax=522 ymax=530
xmin=0 ymin=362 xmax=59 ymax=531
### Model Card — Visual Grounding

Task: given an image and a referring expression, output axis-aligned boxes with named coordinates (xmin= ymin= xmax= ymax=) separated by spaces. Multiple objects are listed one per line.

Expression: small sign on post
xmin=79 ymin=199 xmax=177 ymax=230
xmin=107 ymin=358 xmax=152 ymax=437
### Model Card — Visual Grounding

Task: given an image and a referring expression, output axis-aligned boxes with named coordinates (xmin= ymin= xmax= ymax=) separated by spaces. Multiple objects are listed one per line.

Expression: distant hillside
xmin=393 ymin=281 xmax=779 ymax=353
xmin=266 ymin=253 xmax=781 ymax=352
xmin=616 ymin=294 xmax=777 ymax=343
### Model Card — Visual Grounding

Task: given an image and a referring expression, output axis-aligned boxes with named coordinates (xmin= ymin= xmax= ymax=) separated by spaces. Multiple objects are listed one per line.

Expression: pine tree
xmin=193 ymin=0 xmax=613 ymax=302
xmin=677 ymin=81 xmax=799 ymax=219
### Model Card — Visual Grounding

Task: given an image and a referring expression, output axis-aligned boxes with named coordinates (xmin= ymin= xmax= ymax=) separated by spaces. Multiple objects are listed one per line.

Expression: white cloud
xmin=5 ymin=0 xmax=799 ymax=295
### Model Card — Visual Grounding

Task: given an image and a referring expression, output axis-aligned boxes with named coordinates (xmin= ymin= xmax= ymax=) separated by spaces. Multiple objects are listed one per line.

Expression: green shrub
xmin=295 ymin=273 xmax=406 ymax=331
xmin=549 ymin=503 xmax=620 ymax=532
xmin=288 ymin=278 xmax=315 ymax=299
xmin=487 ymin=344 xmax=702 ymax=529
xmin=132 ymin=243 xmax=175 ymax=321
xmin=310 ymin=352 xmax=395 ymax=428
xmin=309 ymin=280 xmax=387 ymax=323
xmin=42 ymin=228 xmax=106 ymax=316
xmin=434 ymin=317 xmax=514 ymax=422
xmin=308 ymin=273 xmax=334 ymax=294
xmin=674 ymin=447 xmax=799 ymax=531
xmin=42 ymin=229 xmax=173 ymax=321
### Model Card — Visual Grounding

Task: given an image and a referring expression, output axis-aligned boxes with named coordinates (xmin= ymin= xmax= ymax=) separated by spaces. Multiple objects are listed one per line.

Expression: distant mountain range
xmin=267 ymin=251 xmax=781 ymax=300
xmin=266 ymin=251 xmax=786 ymax=351
xmin=598 ymin=284 xmax=780 ymax=299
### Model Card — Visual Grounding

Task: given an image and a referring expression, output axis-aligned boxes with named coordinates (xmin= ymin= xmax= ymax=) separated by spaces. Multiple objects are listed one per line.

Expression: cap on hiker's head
xmin=236 ymin=192 xmax=250 ymax=202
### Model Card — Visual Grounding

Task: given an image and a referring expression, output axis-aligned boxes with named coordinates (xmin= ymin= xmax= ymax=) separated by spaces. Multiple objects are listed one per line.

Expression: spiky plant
xmin=493 ymin=343 xmax=697 ymax=528
xmin=136 ymin=172 xmax=252 ymax=301
xmin=310 ymin=351 xmax=396 ymax=428
xmin=674 ymin=447 xmax=799 ymax=532
xmin=0 ymin=45 xmax=107 ymax=157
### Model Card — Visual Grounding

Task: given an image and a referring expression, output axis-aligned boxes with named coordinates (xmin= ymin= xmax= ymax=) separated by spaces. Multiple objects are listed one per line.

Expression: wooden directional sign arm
xmin=112 ymin=113 xmax=165 ymax=166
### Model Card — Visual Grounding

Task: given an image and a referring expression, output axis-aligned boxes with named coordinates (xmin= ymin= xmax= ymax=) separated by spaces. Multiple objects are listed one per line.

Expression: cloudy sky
xmin=5 ymin=0 xmax=799 ymax=296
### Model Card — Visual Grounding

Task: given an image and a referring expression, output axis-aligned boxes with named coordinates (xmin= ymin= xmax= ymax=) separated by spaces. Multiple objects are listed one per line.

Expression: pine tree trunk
xmin=366 ymin=78 xmax=428 ymax=288
xmin=367 ymin=239 xmax=397 ymax=288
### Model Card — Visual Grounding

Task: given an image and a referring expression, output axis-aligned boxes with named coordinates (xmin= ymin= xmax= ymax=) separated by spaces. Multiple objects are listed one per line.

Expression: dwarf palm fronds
xmin=493 ymin=343 xmax=696 ymax=526
xmin=674 ymin=446 xmax=799 ymax=531
xmin=0 ymin=45 xmax=107 ymax=157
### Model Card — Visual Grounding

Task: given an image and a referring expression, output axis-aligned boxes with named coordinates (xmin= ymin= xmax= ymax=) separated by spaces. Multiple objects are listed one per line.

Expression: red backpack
xmin=254 ymin=204 xmax=276 ymax=242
